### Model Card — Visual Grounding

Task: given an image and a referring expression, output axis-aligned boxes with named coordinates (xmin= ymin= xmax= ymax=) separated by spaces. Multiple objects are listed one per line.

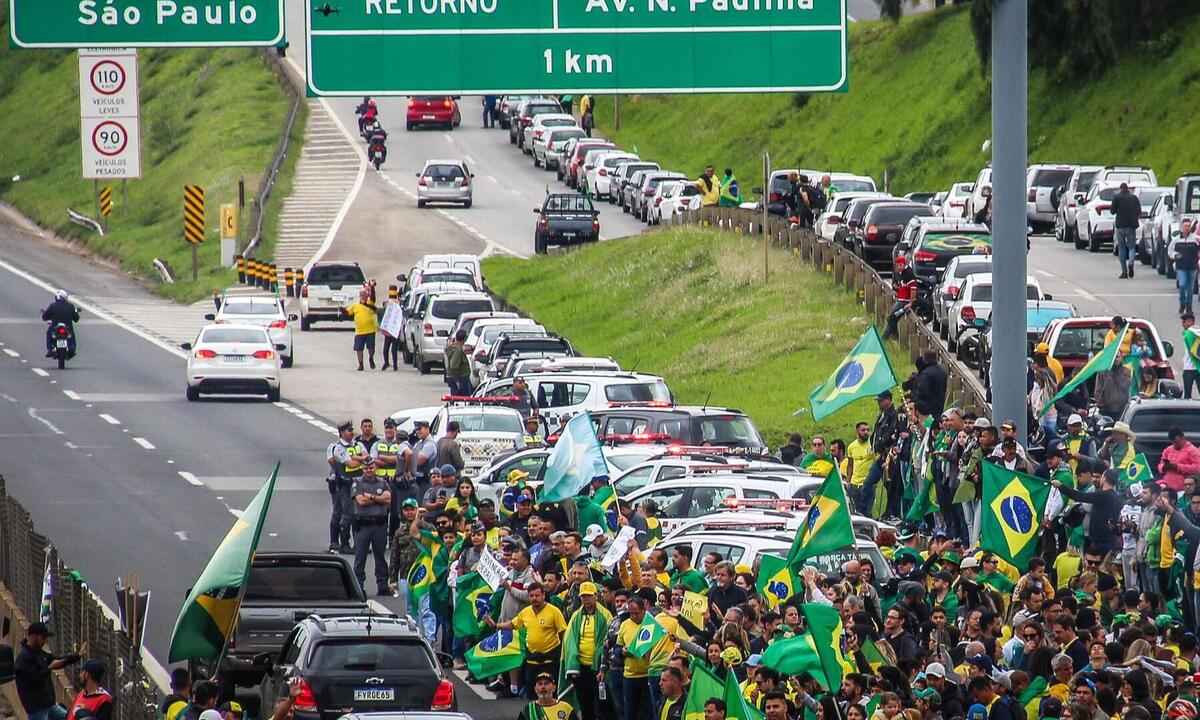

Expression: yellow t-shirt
xmin=619 ymin=619 xmax=650 ymax=678
xmin=1053 ymin=552 xmax=1082 ymax=591
xmin=529 ymin=700 xmax=575 ymax=720
xmin=344 ymin=302 xmax=379 ymax=335
xmin=513 ymin=604 xmax=567 ymax=654
xmin=847 ymin=439 xmax=876 ymax=487
xmin=660 ymin=696 xmax=683 ymax=720
xmin=577 ymin=613 xmax=596 ymax=668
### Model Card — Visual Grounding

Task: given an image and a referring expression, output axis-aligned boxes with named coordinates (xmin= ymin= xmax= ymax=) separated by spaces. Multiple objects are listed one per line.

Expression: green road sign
xmin=306 ymin=0 xmax=847 ymax=95
xmin=10 ymin=0 xmax=286 ymax=48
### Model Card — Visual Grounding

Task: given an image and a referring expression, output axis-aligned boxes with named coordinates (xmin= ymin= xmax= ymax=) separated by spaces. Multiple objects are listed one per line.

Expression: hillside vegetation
xmin=592 ymin=7 xmax=1200 ymax=194
xmin=483 ymin=229 xmax=915 ymax=447
xmin=0 ymin=9 xmax=295 ymax=302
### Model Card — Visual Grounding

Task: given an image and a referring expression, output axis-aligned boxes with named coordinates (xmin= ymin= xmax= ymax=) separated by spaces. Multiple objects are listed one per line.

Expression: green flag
xmin=800 ymin=603 xmax=852 ymax=692
xmin=1038 ymin=323 xmax=1128 ymax=417
xmin=453 ymin=571 xmax=492 ymax=638
xmin=785 ymin=465 xmax=855 ymax=568
xmin=168 ymin=464 xmax=279 ymax=662
xmin=466 ymin=628 xmax=526 ymax=678
xmin=407 ymin=544 xmax=435 ymax=605
xmin=760 ymin=627 xmax=823 ymax=679
xmin=755 ymin=554 xmax=800 ymax=609
xmin=809 ymin=326 xmax=897 ymax=421
xmin=723 ymin=665 xmax=765 ymax=720
xmin=980 ymin=462 xmax=1052 ymax=568
xmin=1121 ymin=452 xmax=1153 ymax=489
xmin=684 ymin=663 xmax=727 ymax=720
xmin=629 ymin=613 xmax=666 ymax=658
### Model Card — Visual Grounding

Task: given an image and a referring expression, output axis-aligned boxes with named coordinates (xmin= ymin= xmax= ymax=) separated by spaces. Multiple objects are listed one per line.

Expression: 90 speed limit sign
xmin=81 ymin=116 xmax=141 ymax=178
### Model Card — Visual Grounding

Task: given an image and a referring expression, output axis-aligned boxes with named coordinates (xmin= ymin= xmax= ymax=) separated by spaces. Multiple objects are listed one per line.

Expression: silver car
xmin=416 ymin=159 xmax=473 ymax=208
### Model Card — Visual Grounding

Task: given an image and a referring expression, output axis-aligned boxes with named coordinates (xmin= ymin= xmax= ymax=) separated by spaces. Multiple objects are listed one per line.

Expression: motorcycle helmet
xmin=1167 ymin=699 xmax=1197 ymax=720
xmin=54 ymin=289 xmax=68 ymax=301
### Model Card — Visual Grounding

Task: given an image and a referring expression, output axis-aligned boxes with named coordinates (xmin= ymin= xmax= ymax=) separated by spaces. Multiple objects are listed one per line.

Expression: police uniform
xmin=372 ymin=431 xmax=413 ymax=537
xmin=328 ymin=434 xmax=366 ymax=551
xmin=352 ymin=470 xmax=391 ymax=594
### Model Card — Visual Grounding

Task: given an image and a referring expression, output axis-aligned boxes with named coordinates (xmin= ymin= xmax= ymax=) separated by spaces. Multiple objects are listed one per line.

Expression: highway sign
xmin=220 ymin=204 xmax=238 ymax=239
xmin=184 ymin=185 xmax=206 ymax=245
xmin=306 ymin=0 xmax=847 ymax=95
xmin=80 ymin=50 xmax=141 ymax=179
xmin=10 ymin=0 xmax=286 ymax=48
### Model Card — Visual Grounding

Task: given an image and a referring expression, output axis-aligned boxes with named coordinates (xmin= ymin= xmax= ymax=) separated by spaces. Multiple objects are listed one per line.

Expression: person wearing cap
xmin=519 ymin=671 xmax=577 ymax=720
xmin=422 ymin=464 xmax=455 ymax=510
xmin=1062 ymin=414 xmax=1094 ymax=475
xmin=352 ymin=457 xmax=392 ymax=595
xmin=327 ymin=422 xmax=367 ymax=554
xmin=924 ymin=663 xmax=962 ymax=720
xmin=436 ymin=421 xmax=465 ymax=472
xmin=15 ymin=622 xmax=79 ymax=720
xmin=409 ymin=421 xmax=438 ymax=496
xmin=66 ymin=660 xmax=112 ymax=720
xmin=373 ymin=418 xmax=410 ymax=536
xmin=218 ymin=702 xmax=243 ymax=720
xmin=563 ymin=581 xmax=613 ymax=720
xmin=387 ymin=498 xmax=425 ymax=607
xmin=524 ymin=415 xmax=545 ymax=446
xmin=1032 ymin=342 xmax=1064 ymax=384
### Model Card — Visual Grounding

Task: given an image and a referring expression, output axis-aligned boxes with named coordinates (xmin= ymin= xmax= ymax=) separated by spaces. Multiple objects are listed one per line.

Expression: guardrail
xmin=677 ymin=206 xmax=989 ymax=415
xmin=244 ymin=51 xmax=302 ymax=260
xmin=0 ymin=476 xmax=162 ymax=720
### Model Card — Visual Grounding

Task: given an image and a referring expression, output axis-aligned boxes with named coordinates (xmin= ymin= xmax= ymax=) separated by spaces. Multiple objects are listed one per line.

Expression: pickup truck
xmin=533 ymin=194 xmax=600 ymax=254
xmin=212 ymin=552 xmax=371 ymax=689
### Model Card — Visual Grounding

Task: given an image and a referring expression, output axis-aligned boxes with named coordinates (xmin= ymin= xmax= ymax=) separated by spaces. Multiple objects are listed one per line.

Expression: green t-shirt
xmin=670 ymin=567 xmax=709 ymax=594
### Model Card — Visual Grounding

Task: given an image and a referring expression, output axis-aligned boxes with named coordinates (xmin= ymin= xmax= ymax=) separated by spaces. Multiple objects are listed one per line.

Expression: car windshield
xmin=1031 ymin=169 xmax=1074 ymax=187
xmin=847 ymin=200 xmax=883 ymax=224
xmin=952 ymin=260 xmax=991 ymax=279
xmin=1096 ymin=188 xmax=1119 ymax=202
xmin=970 ymin=284 xmax=1039 ymax=302
xmin=1077 ymin=171 xmax=1099 ymax=193
xmin=919 ymin=232 xmax=992 ymax=254
xmin=431 ymin=299 xmax=492 ymax=320
xmin=769 ymin=174 xmax=793 ymax=195
xmin=1138 ymin=189 xmax=1168 ymax=205
xmin=243 ymin=564 xmax=359 ymax=602
xmin=424 ymin=164 xmax=465 ymax=180
xmin=311 ymin=640 xmax=433 ymax=671
xmin=575 ymin=144 xmax=612 ymax=160
xmin=307 ymin=265 xmax=365 ymax=285
xmin=199 ymin=328 xmax=267 ymax=344
xmin=1129 ymin=409 xmax=1200 ymax=435
xmin=606 ymin=452 xmax=654 ymax=471
xmin=832 ymin=196 xmax=858 ymax=213
xmin=871 ymin=206 xmax=933 ymax=224
xmin=545 ymin=195 xmax=594 ymax=212
xmin=1105 ymin=171 xmax=1153 ymax=184
xmin=605 ymin=382 xmax=672 ymax=403
xmin=450 ymin=412 xmax=524 ymax=434
xmin=526 ymin=104 xmax=561 ymax=116
xmin=549 ymin=129 xmax=585 ymax=142
xmin=481 ymin=326 xmax=541 ymax=343
xmin=422 ymin=272 xmax=476 ymax=288
xmin=221 ymin=300 xmax=281 ymax=316
xmin=697 ymin=416 xmax=763 ymax=445
xmin=834 ymin=179 xmax=875 ymax=193
xmin=604 ymin=156 xmax=634 ymax=168
xmin=539 ymin=118 xmax=575 ymax=128
xmin=500 ymin=339 xmax=570 ymax=356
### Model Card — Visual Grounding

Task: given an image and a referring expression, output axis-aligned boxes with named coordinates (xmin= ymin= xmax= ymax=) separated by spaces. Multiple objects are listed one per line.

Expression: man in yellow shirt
xmin=493 ymin=584 xmax=568 ymax=697
xmin=846 ymin=422 xmax=877 ymax=513
xmin=618 ymin=595 xmax=656 ymax=720
xmin=695 ymin=166 xmax=720 ymax=207
xmin=342 ymin=289 xmax=379 ymax=371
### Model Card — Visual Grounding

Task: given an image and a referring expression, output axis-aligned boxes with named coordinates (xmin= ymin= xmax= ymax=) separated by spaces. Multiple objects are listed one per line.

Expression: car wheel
xmin=533 ymin=156 xmax=541 ymax=168
xmin=535 ymin=234 xmax=547 ymax=255
xmin=186 ymin=385 xmax=200 ymax=402
xmin=418 ymin=357 xmax=431 ymax=375
xmin=1158 ymin=244 xmax=1168 ymax=275
xmin=417 ymin=200 xmax=426 ymax=209
xmin=267 ymin=386 xmax=281 ymax=403
xmin=1054 ymin=217 xmax=1064 ymax=243
xmin=1087 ymin=229 xmax=1099 ymax=252
xmin=947 ymin=329 xmax=958 ymax=352
xmin=300 ymin=314 xmax=311 ymax=331
xmin=1139 ymin=240 xmax=1152 ymax=265
xmin=282 ymin=353 xmax=294 ymax=369
xmin=406 ymin=122 xmax=413 ymax=131
xmin=463 ymin=200 xmax=472 ymax=209
xmin=1074 ymin=228 xmax=1087 ymax=250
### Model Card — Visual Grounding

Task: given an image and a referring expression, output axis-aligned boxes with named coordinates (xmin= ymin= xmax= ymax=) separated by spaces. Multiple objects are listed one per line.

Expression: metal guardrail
xmin=244 ymin=52 xmax=302 ymax=260
xmin=66 ymin=208 xmax=104 ymax=236
xmin=0 ymin=476 xmax=162 ymax=720
xmin=677 ymin=206 xmax=990 ymax=415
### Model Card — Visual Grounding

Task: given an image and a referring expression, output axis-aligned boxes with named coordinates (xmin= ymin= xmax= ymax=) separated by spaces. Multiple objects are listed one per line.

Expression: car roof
xmin=445 ymin=404 xmax=524 ymax=417
xmin=1123 ymin=398 xmax=1200 ymax=412
xmin=626 ymin=476 xmax=793 ymax=495
xmin=221 ymin=295 xmax=281 ymax=305
xmin=311 ymin=260 xmax=360 ymax=267
xmin=959 ymin=273 xmax=1038 ymax=287
xmin=199 ymin=322 xmax=269 ymax=334
xmin=918 ymin=222 xmax=990 ymax=233
xmin=430 ymin=292 xmax=491 ymax=301
xmin=301 ymin=614 xmax=419 ymax=638
xmin=592 ymin=405 xmax=745 ymax=417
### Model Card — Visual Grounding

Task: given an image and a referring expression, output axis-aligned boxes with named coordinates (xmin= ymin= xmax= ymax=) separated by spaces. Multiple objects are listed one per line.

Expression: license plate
xmin=55 ymin=339 xmax=68 ymax=349
xmin=423 ymin=114 xmax=435 ymax=120
xmin=562 ymin=232 xmax=577 ymax=238
xmin=223 ymin=355 xmax=247 ymax=363
xmin=331 ymin=294 xmax=347 ymax=303
xmin=353 ymin=688 xmax=395 ymax=702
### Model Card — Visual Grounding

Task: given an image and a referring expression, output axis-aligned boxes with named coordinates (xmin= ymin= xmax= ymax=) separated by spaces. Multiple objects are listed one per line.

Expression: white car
xmin=1133 ymin=187 xmax=1174 ymax=265
xmin=209 ymin=294 xmax=297 ymax=368
xmin=613 ymin=458 xmax=806 ymax=497
xmin=409 ymin=253 xmax=482 ymax=290
xmin=934 ymin=254 xmax=992 ymax=337
xmin=182 ymin=324 xmax=282 ymax=402
xmin=409 ymin=292 xmax=495 ymax=374
xmin=469 ymin=443 xmax=664 ymax=507
xmin=523 ymin=113 xmax=577 ymax=156
xmin=429 ymin=403 xmax=526 ymax=479
xmin=299 ymin=261 xmax=365 ymax=331
xmin=966 ymin=167 xmax=992 ymax=222
xmin=467 ymin=320 xmax=546 ymax=384
xmin=1054 ymin=165 xmax=1103 ymax=245
xmin=826 ymin=172 xmax=878 ymax=194
xmin=658 ymin=182 xmax=702 ymax=224
xmin=647 ymin=180 xmax=682 ymax=225
xmin=1075 ymin=182 xmax=1152 ymax=252
xmin=939 ymin=182 xmax=974 ymax=220
xmin=665 ymin=508 xmax=894 ymax=545
xmin=388 ymin=405 xmax=441 ymax=435
xmin=449 ymin=311 xmax=520 ymax=352
xmin=817 ymin=191 xmax=891 ymax=242
xmin=1025 ymin=164 xmax=1077 ymax=230
xmin=473 ymin=370 xmax=671 ymax=432
xmin=535 ymin=127 xmax=586 ymax=169
xmin=622 ymin=476 xmax=792 ymax=536
xmin=587 ymin=151 xmax=639 ymax=199
xmin=659 ymin=531 xmax=895 ymax=581
xmin=947 ymin=272 xmax=1043 ymax=351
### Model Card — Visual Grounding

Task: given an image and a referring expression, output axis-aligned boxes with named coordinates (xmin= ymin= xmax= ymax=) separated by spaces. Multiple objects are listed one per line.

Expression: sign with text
xmin=80 ymin=50 xmax=142 ymax=180
xmin=306 ymin=0 xmax=847 ymax=95
xmin=11 ymin=0 xmax=286 ymax=48
xmin=477 ymin=546 xmax=508 ymax=591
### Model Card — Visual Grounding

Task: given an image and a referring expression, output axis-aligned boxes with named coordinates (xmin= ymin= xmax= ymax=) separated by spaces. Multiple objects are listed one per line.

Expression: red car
xmin=406 ymin=96 xmax=461 ymax=131
xmin=1043 ymin=316 xmax=1176 ymax=383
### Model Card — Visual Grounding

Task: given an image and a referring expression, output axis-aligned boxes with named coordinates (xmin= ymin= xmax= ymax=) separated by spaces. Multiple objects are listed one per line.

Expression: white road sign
xmin=79 ymin=49 xmax=141 ymax=179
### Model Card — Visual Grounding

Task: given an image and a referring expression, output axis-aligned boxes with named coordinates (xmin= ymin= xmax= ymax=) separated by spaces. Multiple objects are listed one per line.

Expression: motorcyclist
xmin=367 ymin=123 xmax=388 ymax=166
xmin=355 ymin=97 xmax=378 ymax=134
xmin=42 ymin=290 xmax=79 ymax=358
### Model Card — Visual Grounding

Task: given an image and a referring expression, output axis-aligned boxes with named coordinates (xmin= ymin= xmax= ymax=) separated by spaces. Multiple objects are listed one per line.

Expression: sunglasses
xmin=1023 ymin=633 xmax=1039 ymax=640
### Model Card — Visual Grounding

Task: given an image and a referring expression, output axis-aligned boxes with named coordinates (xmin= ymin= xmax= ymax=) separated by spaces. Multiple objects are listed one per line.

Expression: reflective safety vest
xmin=375 ymin=441 xmax=401 ymax=480
xmin=343 ymin=440 xmax=366 ymax=479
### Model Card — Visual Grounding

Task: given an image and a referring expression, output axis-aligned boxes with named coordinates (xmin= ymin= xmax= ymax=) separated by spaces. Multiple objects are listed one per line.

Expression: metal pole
xmin=990 ymin=0 xmax=1028 ymax=439
xmin=613 ymin=95 xmax=621 ymax=131
xmin=192 ymin=244 xmax=198 ymax=282
xmin=763 ymin=151 xmax=770 ymax=283
xmin=93 ymin=180 xmax=99 ymax=220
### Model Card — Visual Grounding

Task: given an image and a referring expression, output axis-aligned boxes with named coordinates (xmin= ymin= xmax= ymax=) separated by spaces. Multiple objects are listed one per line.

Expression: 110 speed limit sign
xmin=80 ymin=49 xmax=141 ymax=179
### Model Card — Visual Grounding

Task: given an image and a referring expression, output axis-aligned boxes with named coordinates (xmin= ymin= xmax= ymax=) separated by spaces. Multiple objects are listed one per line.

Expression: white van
xmin=473 ymin=371 xmax=671 ymax=432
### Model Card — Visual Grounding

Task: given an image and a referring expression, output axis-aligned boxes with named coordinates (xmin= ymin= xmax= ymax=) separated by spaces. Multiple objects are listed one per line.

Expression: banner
xmin=601 ymin=526 xmax=637 ymax=568
xmin=380 ymin=303 xmax=403 ymax=338
xmin=477 ymin=546 xmax=508 ymax=591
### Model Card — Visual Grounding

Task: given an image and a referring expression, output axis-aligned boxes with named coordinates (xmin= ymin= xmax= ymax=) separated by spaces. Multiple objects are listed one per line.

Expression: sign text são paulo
xmin=307 ymin=0 xmax=848 ymax=95
xmin=9 ymin=0 xmax=285 ymax=48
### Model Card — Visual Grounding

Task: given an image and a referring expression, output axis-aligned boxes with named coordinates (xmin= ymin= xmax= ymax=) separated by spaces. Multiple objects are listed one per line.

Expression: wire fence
xmin=0 ymin=475 xmax=161 ymax=720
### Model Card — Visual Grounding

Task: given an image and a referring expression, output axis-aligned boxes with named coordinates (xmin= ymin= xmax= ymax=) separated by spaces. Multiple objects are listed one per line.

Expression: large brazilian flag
xmin=168 ymin=464 xmax=279 ymax=662
xmin=809 ymin=326 xmax=897 ymax=421
xmin=980 ymin=462 xmax=1051 ymax=569
xmin=784 ymin=466 xmax=855 ymax=568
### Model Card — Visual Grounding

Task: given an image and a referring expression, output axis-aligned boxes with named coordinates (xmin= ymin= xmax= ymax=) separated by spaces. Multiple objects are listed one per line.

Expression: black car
xmin=853 ymin=201 xmax=935 ymax=269
xmin=488 ymin=332 xmax=576 ymax=378
xmin=1120 ymin=399 xmax=1200 ymax=469
xmin=589 ymin=405 xmax=768 ymax=454
xmin=894 ymin=222 xmax=992 ymax=282
xmin=258 ymin=615 xmax=455 ymax=720
xmin=534 ymin=194 xmax=600 ymax=254
xmin=834 ymin=197 xmax=894 ymax=250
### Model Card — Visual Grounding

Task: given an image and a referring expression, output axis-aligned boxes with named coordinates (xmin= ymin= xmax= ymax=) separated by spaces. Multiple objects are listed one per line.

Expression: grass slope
xmin=0 ymin=14 xmax=293 ymax=303
xmin=483 ymin=229 xmax=914 ymax=447
xmin=592 ymin=7 xmax=1200 ymax=193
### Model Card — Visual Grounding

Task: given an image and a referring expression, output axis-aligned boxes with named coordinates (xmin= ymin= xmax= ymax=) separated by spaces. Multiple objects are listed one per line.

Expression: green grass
xmin=482 ymin=228 xmax=914 ymax=448
xmin=0 ymin=13 xmax=294 ymax=303
xmin=591 ymin=6 xmax=1200 ymax=193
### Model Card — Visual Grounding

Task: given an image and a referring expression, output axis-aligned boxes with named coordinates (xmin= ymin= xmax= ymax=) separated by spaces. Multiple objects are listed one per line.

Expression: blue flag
xmin=539 ymin=412 xmax=609 ymax=502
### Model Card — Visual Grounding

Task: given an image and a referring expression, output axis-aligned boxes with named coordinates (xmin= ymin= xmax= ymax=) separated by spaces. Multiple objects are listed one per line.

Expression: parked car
xmin=965 ymin=167 xmax=992 ymax=221
xmin=300 ymin=261 xmax=366 ymax=331
xmin=405 ymin=96 xmax=460 ymax=131
xmin=635 ymin=172 xmax=688 ymax=223
xmin=615 ymin=163 xmax=662 ymax=210
xmin=828 ymin=173 xmax=878 ymax=194
xmin=522 ymin=113 xmax=576 ymax=154
xmin=429 ymin=402 xmax=526 ymax=479
xmin=1075 ymin=182 xmax=1154 ymax=252
xmin=657 ymin=533 xmax=893 ymax=585
xmin=832 ymin=197 xmax=896 ymax=250
xmin=474 ymin=370 xmax=671 ymax=432
xmin=566 ymin=140 xmax=615 ymax=188
xmin=409 ymin=292 xmax=494 ymax=374
xmin=1042 ymin=316 xmax=1176 ymax=388
xmin=1054 ymin=165 xmax=1102 ymax=245
xmin=1154 ymin=173 xmax=1200 ymax=276
xmin=817 ymin=191 xmax=890 ymax=243
xmin=1095 ymin=165 xmax=1158 ymax=187
xmin=533 ymin=126 xmax=585 ymax=169
xmin=510 ymin=98 xmax=563 ymax=146
xmin=1132 ymin=187 xmax=1174 ymax=264
xmin=940 ymin=182 xmax=974 ymax=220
xmin=416 ymin=159 xmax=473 ymax=209
xmin=659 ymin=182 xmax=703 ymax=223
xmin=1120 ymin=398 xmax=1200 ymax=468
xmin=975 ymin=301 xmax=1078 ymax=394
xmin=534 ymin=193 xmax=600 ymax=254
xmin=853 ymin=201 xmax=936 ymax=270
xmin=933 ymin=254 xmax=992 ymax=337
xmin=589 ymin=405 xmax=768 ymax=455
xmin=586 ymin=151 xmax=640 ymax=200
xmin=945 ymin=272 xmax=1043 ymax=352
xmin=1025 ymin=163 xmax=1077 ymax=231
xmin=894 ymin=222 xmax=992 ymax=283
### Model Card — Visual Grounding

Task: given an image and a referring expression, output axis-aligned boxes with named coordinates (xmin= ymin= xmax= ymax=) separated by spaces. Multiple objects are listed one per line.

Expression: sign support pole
xmin=990 ymin=0 xmax=1028 ymax=438
xmin=763 ymin=151 xmax=770 ymax=284
xmin=93 ymin=180 xmax=99 ymax=223
xmin=192 ymin=245 xmax=198 ymax=282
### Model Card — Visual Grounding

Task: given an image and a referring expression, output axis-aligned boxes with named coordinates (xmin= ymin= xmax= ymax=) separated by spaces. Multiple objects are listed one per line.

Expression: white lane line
xmin=174 ymin=531 xmax=189 ymax=542
xmin=28 ymin=408 xmax=64 ymax=436
xmin=486 ymin=175 xmax=499 ymax=183
xmin=133 ymin=437 xmax=156 ymax=450
xmin=1034 ymin=269 xmax=1054 ymax=277
xmin=64 ymin=389 xmax=80 ymax=400
xmin=99 ymin=413 xmax=121 ymax=425
xmin=3 ymin=348 xmax=19 ymax=357
xmin=178 ymin=471 xmax=204 ymax=487
xmin=32 ymin=367 xmax=48 ymax=377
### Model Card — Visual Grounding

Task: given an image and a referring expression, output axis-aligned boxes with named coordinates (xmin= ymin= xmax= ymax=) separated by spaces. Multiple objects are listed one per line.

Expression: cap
xmin=973 ymin=417 xmax=992 ymax=429
xmin=1034 ymin=342 xmax=1051 ymax=354
xmin=549 ymin=530 xmax=567 ymax=542
xmin=941 ymin=551 xmax=962 ymax=566
xmin=508 ymin=469 xmax=530 ymax=484
xmin=896 ymin=523 xmax=918 ymax=541
xmin=219 ymin=702 xmax=244 ymax=717
xmin=992 ymin=671 xmax=1012 ymax=691
xmin=1001 ymin=419 xmax=1016 ymax=430
xmin=941 ymin=407 xmax=961 ymax=419
xmin=338 ymin=421 xmax=354 ymax=432
xmin=1067 ymin=413 xmax=1084 ymax=425
xmin=470 ymin=522 xmax=486 ymax=533
xmin=583 ymin=524 xmax=606 ymax=543
xmin=915 ymin=688 xmax=941 ymax=704
xmin=383 ymin=418 xmax=397 ymax=428
xmin=430 ymin=466 xmax=443 ymax=476
xmin=27 ymin=622 xmax=52 ymax=636
xmin=961 ymin=556 xmax=981 ymax=569
xmin=877 ymin=390 xmax=893 ymax=400
xmin=925 ymin=662 xmax=946 ymax=678
xmin=1157 ymin=613 xmax=1177 ymax=630
xmin=893 ymin=547 xmax=921 ymax=565
xmin=579 ymin=582 xmax=597 ymax=596
xmin=915 ymin=672 xmax=927 ymax=683
xmin=199 ymin=711 xmax=223 ymax=720
xmin=721 ymin=647 xmax=743 ymax=666
xmin=966 ymin=654 xmax=993 ymax=671
xmin=440 ymin=464 xmax=458 ymax=476
xmin=534 ymin=672 xmax=556 ymax=682
xmin=401 ymin=498 xmax=419 ymax=509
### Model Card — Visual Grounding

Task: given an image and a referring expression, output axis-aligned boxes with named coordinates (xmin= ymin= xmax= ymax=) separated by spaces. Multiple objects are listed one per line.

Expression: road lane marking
xmin=174 ymin=531 xmax=189 ymax=541
xmin=178 ymin=471 xmax=204 ymax=487
xmin=28 ymin=408 xmax=64 ymax=436
xmin=99 ymin=413 xmax=121 ymax=425
xmin=3 ymin=348 xmax=19 ymax=357
xmin=64 ymin=390 xmax=80 ymax=400
xmin=133 ymin=437 xmax=156 ymax=450
xmin=32 ymin=368 xmax=48 ymax=377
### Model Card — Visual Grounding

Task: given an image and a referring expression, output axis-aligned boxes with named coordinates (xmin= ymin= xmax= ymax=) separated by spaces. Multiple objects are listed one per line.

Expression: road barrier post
xmin=236 ymin=255 xmax=246 ymax=284
xmin=270 ymin=263 xmax=278 ymax=293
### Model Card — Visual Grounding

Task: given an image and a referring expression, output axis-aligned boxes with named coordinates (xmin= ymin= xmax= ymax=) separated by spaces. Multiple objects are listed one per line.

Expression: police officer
xmin=373 ymin=419 xmax=412 ymax=538
xmin=410 ymin=421 xmax=438 ymax=499
xmin=327 ymin=421 xmax=367 ymax=554
xmin=352 ymin=458 xmax=392 ymax=595
xmin=524 ymin=415 xmax=544 ymax=446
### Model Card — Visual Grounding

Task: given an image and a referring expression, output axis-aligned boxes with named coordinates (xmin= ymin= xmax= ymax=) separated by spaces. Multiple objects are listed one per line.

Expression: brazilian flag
xmin=723 ymin=666 xmax=765 ymax=720
xmin=800 ymin=603 xmax=853 ymax=692
xmin=1186 ymin=327 xmax=1200 ymax=365
xmin=466 ymin=628 xmax=526 ymax=678
xmin=1122 ymin=452 xmax=1153 ymax=490
xmin=785 ymin=466 xmax=855 ymax=568
xmin=684 ymin=663 xmax=726 ymax=720
xmin=809 ymin=326 xmax=897 ymax=421
xmin=1038 ymin=323 xmax=1128 ymax=417
xmin=407 ymin=544 xmax=435 ymax=604
xmin=168 ymin=464 xmax=279 ymax=662
xmin=452 ymin=571 xmax=493 ymax=638
xmin=980 ymin=463 xmax=1051 ymax=568
xmin=755 ymin=554 xmax=800 ymax=609
xmin=593 ymin=483 xmax=619 ymax=531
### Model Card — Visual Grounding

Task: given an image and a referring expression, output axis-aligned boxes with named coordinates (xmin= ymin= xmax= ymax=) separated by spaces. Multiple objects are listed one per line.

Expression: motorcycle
xmin=369 ymin=141 xmax=386 ymax=170
xmin=49 ymin=322 xmax=74 ymax=369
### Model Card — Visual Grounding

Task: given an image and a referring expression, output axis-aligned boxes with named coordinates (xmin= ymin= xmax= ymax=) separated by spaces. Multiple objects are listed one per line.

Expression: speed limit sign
xmin=79 ymin=49 xmax=140 ymax=179
xmin=91 ymin=121 xmax=128 ymax=156
xmin=81 ymin=117 xmax=141 ymax=178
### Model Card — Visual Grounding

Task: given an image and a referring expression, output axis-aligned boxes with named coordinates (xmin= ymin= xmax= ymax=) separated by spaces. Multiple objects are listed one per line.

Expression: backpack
xmin=808 ymin=184 xmax=827 ymax=211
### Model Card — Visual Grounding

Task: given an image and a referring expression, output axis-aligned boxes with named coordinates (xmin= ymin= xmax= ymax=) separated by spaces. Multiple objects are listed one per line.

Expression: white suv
xmin=473 ymin=370 xmax=671 ymax=432
xmin=410 ymin=292 xmax=494 ymax=374
xmin=299 ymin=261 xmax=365 ymax=331
xmin=429 ymin=403 xmax=526 ymax=479
xmin=947 ymin=272 xmax=1043 ymax=351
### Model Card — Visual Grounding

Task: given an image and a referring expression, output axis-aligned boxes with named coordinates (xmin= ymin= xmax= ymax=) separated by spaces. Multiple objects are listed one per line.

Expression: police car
xmin=658 ymin=531 xmax=895 ymax=584
xmin=429 ymin=397 xmax=527 ymax=479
